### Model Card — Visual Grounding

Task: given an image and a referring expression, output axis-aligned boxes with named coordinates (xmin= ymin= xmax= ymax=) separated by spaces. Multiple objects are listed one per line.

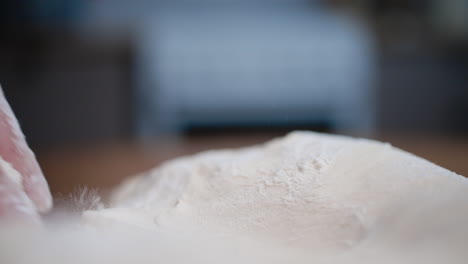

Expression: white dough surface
xmin=82 ymin=131 xmax=468 ymax=250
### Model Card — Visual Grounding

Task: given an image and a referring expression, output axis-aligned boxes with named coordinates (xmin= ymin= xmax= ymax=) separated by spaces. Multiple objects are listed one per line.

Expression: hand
xmin=0 ymin=87 xmax=52 ymax=222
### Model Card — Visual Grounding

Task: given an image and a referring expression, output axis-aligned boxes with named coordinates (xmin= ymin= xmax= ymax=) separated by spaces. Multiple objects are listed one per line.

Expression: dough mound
xmin=83 ymin=131 xmax=467 ymax=249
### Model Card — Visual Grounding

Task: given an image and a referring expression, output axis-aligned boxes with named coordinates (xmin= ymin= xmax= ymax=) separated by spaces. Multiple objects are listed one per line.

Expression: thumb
xmin=0 ymin=86 xmax=52 ymax=213
xmin=0 ymin=157 xmax=40 ymax=223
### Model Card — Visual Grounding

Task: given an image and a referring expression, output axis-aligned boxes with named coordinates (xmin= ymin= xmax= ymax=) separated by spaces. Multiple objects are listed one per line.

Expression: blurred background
xmin=0 ymin=0 xmax=467 ymax=196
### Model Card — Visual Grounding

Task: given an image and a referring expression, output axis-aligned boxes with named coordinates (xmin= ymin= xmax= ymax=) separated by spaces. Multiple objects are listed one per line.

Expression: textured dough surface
xmin=3 ymin=131 xmax=468 ymax=264
xmin=83 ymin=131 xmax=468 ymax=250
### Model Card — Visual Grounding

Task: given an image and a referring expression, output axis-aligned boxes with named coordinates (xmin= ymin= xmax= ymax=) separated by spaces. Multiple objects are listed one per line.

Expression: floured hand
xmin=0 ymin=87 xmax=52 ymax=222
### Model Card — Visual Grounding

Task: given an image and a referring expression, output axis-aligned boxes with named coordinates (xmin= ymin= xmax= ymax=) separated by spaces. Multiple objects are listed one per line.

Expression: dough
xmin=83 ymin=131 xmax=468 ymax=250
xmin=3 ymin=131 xmax=468 ymax=264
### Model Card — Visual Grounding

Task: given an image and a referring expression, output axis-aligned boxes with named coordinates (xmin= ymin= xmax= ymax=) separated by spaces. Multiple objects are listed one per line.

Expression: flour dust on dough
xmin=2 ymin=131 xmax=468 ymax=264
xmin=83 ymin=131 xmax=468 ymax=250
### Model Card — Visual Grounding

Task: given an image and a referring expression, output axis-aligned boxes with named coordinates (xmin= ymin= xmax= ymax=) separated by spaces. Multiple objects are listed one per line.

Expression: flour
xmin=83 ymin=131 xmax=468 ymax=250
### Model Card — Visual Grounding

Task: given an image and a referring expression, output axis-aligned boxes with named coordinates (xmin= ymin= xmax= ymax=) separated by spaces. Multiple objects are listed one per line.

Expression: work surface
xmin=37 ymin=133 xmax=468 ymax=197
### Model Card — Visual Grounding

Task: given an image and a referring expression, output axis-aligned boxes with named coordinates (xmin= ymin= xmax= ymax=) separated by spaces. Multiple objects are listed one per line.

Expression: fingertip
xmin=23 ymin=171 xmax=53 ymax=213
xmin=0 ymin=86 xmax=53 ymax=214
xmin=0 ymin=160 xmax=42 ymax=224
